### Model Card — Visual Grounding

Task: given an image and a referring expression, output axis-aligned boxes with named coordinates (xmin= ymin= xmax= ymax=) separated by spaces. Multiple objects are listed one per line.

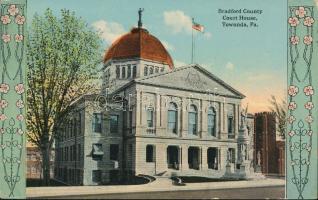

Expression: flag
xmin=192 ymin=21 xmax=204 ymax=32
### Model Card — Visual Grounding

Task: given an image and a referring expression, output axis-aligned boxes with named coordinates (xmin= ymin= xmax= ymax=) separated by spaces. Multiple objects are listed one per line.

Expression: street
xmin=47 ymin=186 xmax=284 ymax=199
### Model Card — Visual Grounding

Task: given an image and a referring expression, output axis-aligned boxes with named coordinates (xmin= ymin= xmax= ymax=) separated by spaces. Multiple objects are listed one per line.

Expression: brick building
xmin=254 ymin=112 xmax=285 ymax=175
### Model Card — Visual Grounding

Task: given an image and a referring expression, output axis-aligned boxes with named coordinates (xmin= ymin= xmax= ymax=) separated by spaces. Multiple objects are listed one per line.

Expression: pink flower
xmin=8 ymin=5 xmax=19 ymax=16
xmin=15 ymin=15 xmax=25 ymax=25
xmin=287 ymin=115 xmax=296 ymax=124
xmin=15 ymin=34 xmax=23 ymax=42
xmin=16 ymin=114 xmax=24 ymax=121
xmin=304 ymin=17 xmax=314 ymax=26
xmin=15 ymin=83 xmax=24 ymax=94
xmin=288 ymin=85 xmax=299 ymax=96
xmin=0 ymin=114 xmax=7 ymax=121
xmin=288 ymin=130 xmax=295 ymax=137
xmin=303 ymin=35 xmax=313 ymax=45
xmin=16 ymin=129 xmax=24 ymax=135
xmin=304 ymin=101 xmax=314 ymax=110
xmin=0 ymin=100 xmax=8 ymax=108
xmin=295 ymin=7 xmax=306 ymax=18
xmin=16 ymin=99 xmax=24 ymax=108
xmin=307 ymin=130 xmax=313 ymax=136
xmin=305 ymin=115 xmax=313 ymax=123
xmin=2 ymin=34 xmax=10 ymax=43
xmin=288 ymin=17 xmax=299 ymax=27
xmin=288 ymin=101 xmax=297 ymax=110
xmin=290 ymin=36 xmax=299 ymax=45
xmin=0 ymin=83 xmax=10 ymax=93
xmin=1 ymin=15 xmax=11 ymax=25
xmin=303 ymin=85 xmax=314 ymax=96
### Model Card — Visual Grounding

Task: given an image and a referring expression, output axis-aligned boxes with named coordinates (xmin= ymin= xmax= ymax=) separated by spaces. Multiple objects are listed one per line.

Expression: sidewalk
xmin=26 ymin=177 xmax=285 ymax=198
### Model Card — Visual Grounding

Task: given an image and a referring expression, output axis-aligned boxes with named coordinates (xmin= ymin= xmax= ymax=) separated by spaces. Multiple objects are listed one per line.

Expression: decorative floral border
xmin=0 ymin=1 xmax=26 ymax=198
xmin=287 ymin=5 xmax=315 ymax=200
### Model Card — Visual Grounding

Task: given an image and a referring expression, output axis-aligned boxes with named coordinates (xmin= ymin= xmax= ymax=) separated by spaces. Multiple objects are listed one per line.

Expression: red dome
xmin=103 ymin=28 xmax=174 ymax=68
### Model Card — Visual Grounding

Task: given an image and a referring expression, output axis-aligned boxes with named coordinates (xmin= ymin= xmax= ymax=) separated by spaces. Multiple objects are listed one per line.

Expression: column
xmin=201 ymin=146 xmax=208 ymax=170
xmin=181 ymin=145 xmax=189 ymax=171
xmin=156 ymin=93 xmax=161 ymax=128
xmin=235 ymin=104 xmax=239 ymax=136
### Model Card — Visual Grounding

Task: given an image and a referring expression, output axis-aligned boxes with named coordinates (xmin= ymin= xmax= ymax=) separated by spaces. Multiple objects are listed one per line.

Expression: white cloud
xmin=174 ymin=60 xmax=187 ymax=68
xmin=163 ymin=10 xmax=212 ymax=40
xmin=163 ymin=10 xmax=193 ymax=34
xmin=162 ymin=41 xmax=175 ymax=51
xmin=225 ymin=62 xmax=235 ymax=70
xmin=92 ymin=20 xmax=126 ymax=44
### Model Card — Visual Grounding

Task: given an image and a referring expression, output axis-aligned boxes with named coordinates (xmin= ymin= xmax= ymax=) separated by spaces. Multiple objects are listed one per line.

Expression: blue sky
xmin=28 ymin=0 xmax=287 ymax=113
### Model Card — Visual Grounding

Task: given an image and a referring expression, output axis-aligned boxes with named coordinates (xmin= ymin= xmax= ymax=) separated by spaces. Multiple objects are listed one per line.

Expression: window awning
xmin=93 ymin=144 xmax=104 ymax=156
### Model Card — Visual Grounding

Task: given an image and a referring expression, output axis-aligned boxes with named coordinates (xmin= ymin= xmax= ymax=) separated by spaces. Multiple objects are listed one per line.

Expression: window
xmin=77 ymin=144 xmax=81 ymax=161
xmin=127 ymin=64 xmax=131 ymax=78
xmin=208 ymin=107 xmax=216 ymax=136
xmin=121 ymin=66 xmax=126 ymax=78
xmin=78 ymin=112 xmax=82 ymax=135
xmin=92 ymin=113 xmax=102 ymax=133
xmin=188 ymin=105 xmax=198 ymax=135
xmin=110 ymin=144 xmax=119 ymax=161
xmin=168 ymin=103 xmax=178 ymax=134
xmin=155 ymin=67 xmax=159 ymax=73
xmin=110 ymin=115 xmax=119 ymax=133
xmin=228 ymin=148 xmax=235 ymax=163
xmin=116 ymin=65 xmax=120 ymax=78
xmin=146 ymin=145 xmax=155 ymax=162
xmin=144 ymin=66 xmax=148 ymax=76
xmin=129 ymin=110 xmax=133 ymax=128
xmin=160 ymin=67 xmax=164 ymax=72
xmin=132 ymin=65 xmax=137 ymax=78
xmin=147 ymin=107 xmax=154 ymax=128
xmin=149 ymin=66 xmax=154 ymax=75
xmin=92 ymin=143 xmax=103 ymax=160
xmin=92 ymin=170 xmax=102 ymax=183
xmin=228 ymin=115 xmax=234 ymax=137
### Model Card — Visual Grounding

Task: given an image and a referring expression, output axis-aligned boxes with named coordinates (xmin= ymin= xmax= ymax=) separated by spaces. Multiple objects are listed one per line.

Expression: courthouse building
xmin=54 ymin=16 xmax=255 ymax=185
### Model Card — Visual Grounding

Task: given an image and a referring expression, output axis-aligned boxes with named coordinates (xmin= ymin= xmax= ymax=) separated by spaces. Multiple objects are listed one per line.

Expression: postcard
xmin=0 ymin=0 xmax=317 ymax=199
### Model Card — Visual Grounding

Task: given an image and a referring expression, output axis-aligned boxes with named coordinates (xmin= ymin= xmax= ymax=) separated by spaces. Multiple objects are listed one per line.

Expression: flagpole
xmin=191 ymin=19 xmax=193 ymax=64
xmin=191 ymin=18 xmax=194 ymax=64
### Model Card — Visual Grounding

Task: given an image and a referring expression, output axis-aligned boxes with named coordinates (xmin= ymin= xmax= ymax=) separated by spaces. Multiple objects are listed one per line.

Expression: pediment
xmin=136 ymin=65 xmax=244 ymax=98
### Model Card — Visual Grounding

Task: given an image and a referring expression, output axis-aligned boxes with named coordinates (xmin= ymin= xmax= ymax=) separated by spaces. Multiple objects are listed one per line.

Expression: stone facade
xmin=54 ymin=64 xmax=255 ymax=185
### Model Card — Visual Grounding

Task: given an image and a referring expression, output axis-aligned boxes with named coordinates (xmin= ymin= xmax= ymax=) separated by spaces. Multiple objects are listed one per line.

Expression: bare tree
xmin=269 ymin=95 xmax=287 ymax=139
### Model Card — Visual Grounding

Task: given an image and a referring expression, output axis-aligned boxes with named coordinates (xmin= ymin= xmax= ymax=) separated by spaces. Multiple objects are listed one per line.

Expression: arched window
xmin=168 ymin=103 xmax=178 ymax=134
xmin=132 ymin=65 xmax=137 ymax=78
xmin=121 ymin=66 xmax=126 ymax=79
xmin=208 ymin=107 xmax=216 ymax=136
xmin=149 ymin=66 xmax=154 ymax=75
xmin=188 ymin=105 xmax=198 ymax=135
xmin=147 ymin=107 xmax=154 ymax=128
xmin=144 ymin=66 xmax=148 ymax=76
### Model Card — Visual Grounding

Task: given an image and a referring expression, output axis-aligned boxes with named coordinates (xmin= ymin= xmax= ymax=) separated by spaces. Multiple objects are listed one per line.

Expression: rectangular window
xmin=116 ymin=65 xmax=120 ymax=78
xmin=77 ymin=144 xmax=81 ymax=161
xmin=132 ymin=65 xmax=137 ymax=78
xmin=110 ymin=144 xmax=119 ymax=161
xmin=155 ymin=67 xmax=159 ymax=73
xmin=188 ymin=113 xmax=197 ymax=135
xmin=110 ymin=115 xmax=119 ymax=133
xmin=147 ymin=108 xmax=154 ymax=128
xmin=129 ymin=110 xmax=133 ymax=128
xmin=228 ymin=148 xmax=235 ymax=163
xmin=92 ymin=170 xmax=102 ymax=183
xmin=127 ymin=64 xmax=131 ymax=78
xmin=78 ymin=112 xmax=82 ymax=135
xmin=146 ymin=145 xmax=154 ymax=162
xmin=92 ymin=113 xmax=102 ymax=133
xmin=228 ymin=116 xmax=234 ymax=138
xmin=92 ymin=143 xmax=103 ymax=161
xmin=121 ymin=66 xmax=126 ymax=78
xmin=168 ymin=111 xmax=177 ymax=133
xmin=160 ymin=67 xmax=164 ymax=72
